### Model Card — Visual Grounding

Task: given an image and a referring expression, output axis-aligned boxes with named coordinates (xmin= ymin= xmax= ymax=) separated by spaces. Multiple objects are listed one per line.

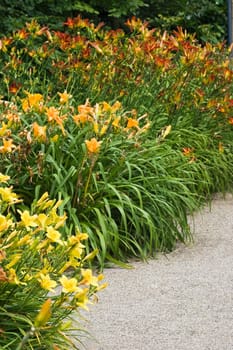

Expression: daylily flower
xmin=68 ymin=243 xmax=85 ymax=259
xmin=79 ymin=269 xmax=98 ymax=287
xmin=0 ymin=138 xmax=16 ymax=153
xmin=38 ymin=273 xmax=57 ymax=292
xmin=19 ymin=210 xmax=38 ymax=228
xmin=21 ymin=93 xmax=43 ymax=112
xmin=75 ymin=288 xmax=91 ymax=310
xmin=58 ymin=91 xmax=72 ymax=104
xmin=0 ymin=173 xmax=10 ymax=183
xmin=59 ymin=275 xmax=79 ymax=293
xmin=46 ymin=226 xmax=63 ymax=245
xmin=0 ymin=215 xmax=9 ymax=232
xmin=46 ymin=106 xmax=66 ymax=134
xmin=85 ymin=137 xmax=101 ymax=153
xmin=33 ymin=122 xmax=47 ymax=142
xmin=0 ymin=187 xmax=20 ymax=204
xmin=8 ymin=268 xmax=22 ymax=285
xmin=0 ymin=122 xmax=11 ymax=137
xmin=126 ymin=118 xmax=139 ymax=129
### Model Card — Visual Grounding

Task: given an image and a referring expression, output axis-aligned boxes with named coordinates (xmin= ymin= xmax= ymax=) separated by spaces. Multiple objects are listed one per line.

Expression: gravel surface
xmin=78 ymin=194 xmax=233 ymax=350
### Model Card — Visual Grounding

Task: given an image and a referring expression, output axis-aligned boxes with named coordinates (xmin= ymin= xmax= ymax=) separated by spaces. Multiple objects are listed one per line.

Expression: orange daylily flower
xmin=85 ymin=138 xmax=101 ymax=153
xmin=73 ymin=114 xmax=91 ymax=124
xmin=0 ymin=138 xmax=16 ymax=153
xmin=33 ymin=122 xmax=47 ymax=142
xmin=126 ymin=118 xmax=139 ymax=129
xmin=228 ymin=117 xmax=233 ymax=125
xmin=78 ymin=102 xmax=94 ymax=116
xmin=21 ymin=93 xmax=43 ymax=112
xmin=46 ymin=107 xmax=66 ymax=134
xmin=182 ymin=147 xmax=193 ymax=156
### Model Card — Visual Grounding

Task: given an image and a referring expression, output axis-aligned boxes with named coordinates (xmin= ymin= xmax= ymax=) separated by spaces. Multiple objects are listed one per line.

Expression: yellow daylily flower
xmin=36 ymin=213 xmax=49 ymax=229
xmin=96 ymin=282 xmax=108 ymax=291
xmin=47 ymin=208 xmax=67 ymax=229
xmin=38 ymin=273 xmax=57 ymax=292
xmin=58 ymin=91 xmax=72 ymax=104
xmin=100 ymin=125 xmax=108 ymax=136
xmin=59 ymin=275 xmax=79 ymax=293
xmin=68 ymin=243 xmax=85 ymax=259
xmin=68 ymin=232 xmax=88 ymax=245
xmin=112 ymin=116 xmax=121 ymax=128
xmin=46 ymin=226 xmax=63 ymax=245
xmin=0 ymin=215 xmax=11 ymax=232
xmin=75 ymin=288 xmax=91 ymax=310
xmin=59 ymin=258 xmax=80 ymax=274
xmin=79 ymin=269 xmax=98 ymax=287
xmin=19 ymin=210 xmax=38 ymax=228
xmin=0 ymin=187 xmax=20 ymax=204
xmin=0 ymin=122 xmax=10 ymax=137
xmin=111 ymin=101 xmax=121 ymax=112
xmin=0 ymin=173 xmax=10 ymax=183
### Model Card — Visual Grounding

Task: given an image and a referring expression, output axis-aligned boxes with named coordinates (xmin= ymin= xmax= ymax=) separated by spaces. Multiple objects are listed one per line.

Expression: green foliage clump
xmin=0 ymin=17 xmax=233 ymax=267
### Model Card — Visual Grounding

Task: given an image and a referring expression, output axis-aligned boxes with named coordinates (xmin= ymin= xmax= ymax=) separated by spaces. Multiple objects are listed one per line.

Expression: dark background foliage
xmin=0 ymin=0 xmax=228 ymax=43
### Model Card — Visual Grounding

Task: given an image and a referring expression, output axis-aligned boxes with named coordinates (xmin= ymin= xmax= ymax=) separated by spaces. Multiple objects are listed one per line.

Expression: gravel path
xmin=79 ymin=194 xmax=233 ymax=350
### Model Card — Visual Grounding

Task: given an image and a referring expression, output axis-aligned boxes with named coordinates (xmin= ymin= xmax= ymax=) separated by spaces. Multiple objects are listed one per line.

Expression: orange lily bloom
xmin=33 ymin=122 xmax=47 ymax=142
xmin=85 ymin=138 xmax=101 ymax=153
xmin=126 ymin=118 xmax=139 ymax=129
xmin=0 ymin=139 xmax=16 ymax=153
xmin=46 ymin=107 xmax=66 ymax=134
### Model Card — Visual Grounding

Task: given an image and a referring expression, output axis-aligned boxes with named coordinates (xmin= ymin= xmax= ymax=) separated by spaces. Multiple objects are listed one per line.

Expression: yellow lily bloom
xmin=38 ymin=273 xmax=57 ymax=292
xmin=79 ymin=269 xmax=98 ymax=287
xmin=0 ymin=187 xmax=20 ymax=204
xmin=19 ymin=210 xmax=38 ymax=228
xmin=58 ymin=91 xmax=72 ymax=104
xmin=59 ymin=275 xmax=79 ymax=293
xmin=0 ymin=173 xmax=10 ymax=183
xmin=0 ymin=215 xmax=10 ymax=232
xmin=75 ymin=288 xmax=91 ymax=310
xmin=46 ymin=226 xmax=63 ymax=245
